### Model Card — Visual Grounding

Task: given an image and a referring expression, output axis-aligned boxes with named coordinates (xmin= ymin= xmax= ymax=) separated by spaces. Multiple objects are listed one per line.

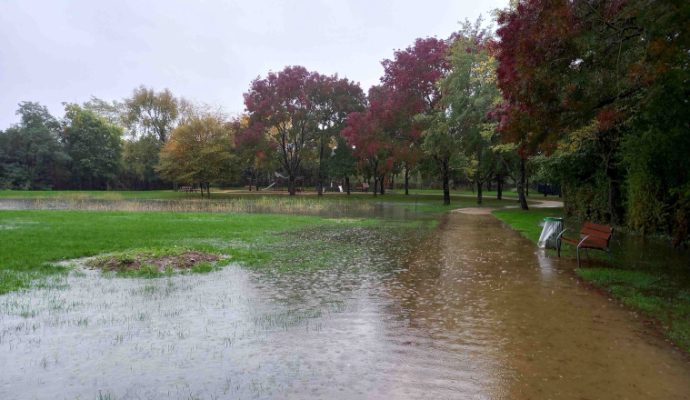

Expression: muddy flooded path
xmin=1 ymin=213 xmax=689 ymax=399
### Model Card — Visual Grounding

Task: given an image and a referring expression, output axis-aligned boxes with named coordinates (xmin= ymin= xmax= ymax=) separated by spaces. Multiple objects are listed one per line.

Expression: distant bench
xmin=354 ymin=183 xmax=370 ymax=192
xmin=558 ymin=222 xmax=613 ymax=267
xmin=178 ymin=186 xmax=199 ymax=193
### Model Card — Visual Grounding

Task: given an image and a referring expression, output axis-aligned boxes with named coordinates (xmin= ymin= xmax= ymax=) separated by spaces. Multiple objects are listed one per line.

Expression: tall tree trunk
xmin=496 ymin=174 xmax=503 ymax=200
xmin=476 ymin=150 xmax=483 ymax=205
xmin=317 ymin=137 xmax=324 ymax=196
xmin=404 ymin=167 xmax=410 ymax=195
xmin=518 ymin=157 xmax=529 ymax=210
xmin=373 ymin=176 xmax=378 ymax=197
xmin=379 ymin=174 xmax=385 ymax=195
xmin=442 ymin=158 xmax=451 ymax=206
xmin=288 ymin=174 xmax=296 ymax=196
xmin=477 ymin=177 xmax=483 ymax=205
xmin=605 ymin=156 xmax=623 ymax=224
xmin=345 ymin=176 xmax=351 ymax=195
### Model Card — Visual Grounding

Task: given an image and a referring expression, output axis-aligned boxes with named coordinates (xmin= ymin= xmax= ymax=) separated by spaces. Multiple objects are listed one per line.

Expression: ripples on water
xmin=1 ymin=212 xmax=690 ymax=399
xmin=1 ymin=218 xmax=467 ymax=399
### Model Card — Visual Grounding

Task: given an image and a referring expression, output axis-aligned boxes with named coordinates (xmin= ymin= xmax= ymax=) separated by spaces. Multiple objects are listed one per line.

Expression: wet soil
xmin=87 ymin=251 xmax=220 ymax=272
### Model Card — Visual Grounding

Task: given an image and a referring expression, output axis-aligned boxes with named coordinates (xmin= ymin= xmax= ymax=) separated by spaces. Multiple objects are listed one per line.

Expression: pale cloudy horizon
xmin=0 ymin=0 xmax=507 ymax=128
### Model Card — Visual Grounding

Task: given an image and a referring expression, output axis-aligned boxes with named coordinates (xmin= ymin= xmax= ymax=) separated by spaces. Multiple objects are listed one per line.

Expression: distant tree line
xmin=1 ymin=1 xmax=688 ymax=243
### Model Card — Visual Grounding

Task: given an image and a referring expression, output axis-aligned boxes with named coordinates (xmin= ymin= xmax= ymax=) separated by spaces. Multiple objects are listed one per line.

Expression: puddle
xmin=0 ymin=213 xmax=689 ymax=399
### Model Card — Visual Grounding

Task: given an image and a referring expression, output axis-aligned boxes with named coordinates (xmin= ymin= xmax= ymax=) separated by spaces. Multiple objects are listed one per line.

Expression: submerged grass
xmin=493 ymin=207 xmax=690 ymax=353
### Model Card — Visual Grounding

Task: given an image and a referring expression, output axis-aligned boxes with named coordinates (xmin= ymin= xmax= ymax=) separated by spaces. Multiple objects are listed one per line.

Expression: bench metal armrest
xmin=576 ymin=234 xmax=591 ymax=249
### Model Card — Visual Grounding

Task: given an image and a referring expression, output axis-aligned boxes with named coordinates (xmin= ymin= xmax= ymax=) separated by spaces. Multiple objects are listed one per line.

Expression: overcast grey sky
xmin=0 ymin=0 xmax=507 ymax=128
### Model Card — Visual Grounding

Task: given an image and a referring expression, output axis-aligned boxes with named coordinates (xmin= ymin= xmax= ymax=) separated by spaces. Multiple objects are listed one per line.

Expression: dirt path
xmin=411 ymin=212 xmax=690 ymax=398
xmin=454 ymin=198 xmax=563 ymax=215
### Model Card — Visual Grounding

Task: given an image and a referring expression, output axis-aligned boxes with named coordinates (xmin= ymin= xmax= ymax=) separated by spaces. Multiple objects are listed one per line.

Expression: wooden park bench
xmin=354 ymin=183 xmax=370 ymax=192
xmin=557 ymin=222 xmax=613 ymax=267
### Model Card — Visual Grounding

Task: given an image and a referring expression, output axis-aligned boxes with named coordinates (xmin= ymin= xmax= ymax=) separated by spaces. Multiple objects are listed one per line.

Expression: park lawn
xmin=493 ymin=207 xmax=690 ymax=353
xmin=0 ymin=210 xmax=432 ymax=295
xmin=492 ymin=207 xmax=563 ymax=243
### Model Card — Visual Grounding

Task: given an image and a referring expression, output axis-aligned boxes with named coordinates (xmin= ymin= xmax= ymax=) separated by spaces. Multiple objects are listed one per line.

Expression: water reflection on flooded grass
xmin=0 ymin=198 xmax=422 ymax=220
xmin=1 ymin=212 xmax=690 ymax=399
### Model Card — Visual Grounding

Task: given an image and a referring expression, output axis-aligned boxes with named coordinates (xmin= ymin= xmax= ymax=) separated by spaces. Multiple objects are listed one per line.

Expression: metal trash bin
xmin=538 ymin=217 xmax=564 ymax=249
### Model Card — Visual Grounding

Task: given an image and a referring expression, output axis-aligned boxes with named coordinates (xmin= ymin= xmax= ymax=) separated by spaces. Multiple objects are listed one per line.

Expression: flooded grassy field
xmin=1 ymin=206 xmax=689 ymax=399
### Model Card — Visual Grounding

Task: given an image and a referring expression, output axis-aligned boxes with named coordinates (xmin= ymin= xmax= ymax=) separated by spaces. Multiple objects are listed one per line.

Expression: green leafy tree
xmin=326 ymin=135 xmax=357 ymax=194
xmin=123 ymin=86 xmax=179 ymax=142
xmin=0 ymin=102 xmax=67 ymax=189
xmin=420 ymin=110 xmax=460 ymax=205
xmin=61 ymin=104 xmax=123 ymax=189
xmin=120 ymin=135 xmax=162 ymax=189
xmin=83 ymin=96 xmax=124 ymax=126
xmin=120 ymin=86 xmax=180 ymax=188
xmin=422 ymin=21 xmax=499 ymax=205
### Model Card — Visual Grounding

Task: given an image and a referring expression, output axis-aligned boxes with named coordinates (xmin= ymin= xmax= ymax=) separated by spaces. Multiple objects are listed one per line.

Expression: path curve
xmin=454 ymin=198 xmax=563 ymax=215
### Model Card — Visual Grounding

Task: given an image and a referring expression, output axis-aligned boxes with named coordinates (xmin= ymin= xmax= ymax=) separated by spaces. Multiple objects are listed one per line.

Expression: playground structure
xmin=260 ymin=172 xmax=304 ymax=192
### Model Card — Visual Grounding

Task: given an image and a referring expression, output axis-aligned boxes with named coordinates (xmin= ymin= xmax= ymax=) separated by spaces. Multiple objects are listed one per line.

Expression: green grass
xmin=0 ymin=209 xmax=433 ymax=294
xmin=0 ymin=210 xmax=333 ymax=293
xmin=492 ymin=207 xmax=563 ymax=243
xmin=493 ymin=207 xmax=690 ymax=353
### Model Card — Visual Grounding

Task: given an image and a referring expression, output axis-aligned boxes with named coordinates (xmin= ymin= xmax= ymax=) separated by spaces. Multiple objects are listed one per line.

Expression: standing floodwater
xmin=1 ymin=213 xmax=689 ymax=399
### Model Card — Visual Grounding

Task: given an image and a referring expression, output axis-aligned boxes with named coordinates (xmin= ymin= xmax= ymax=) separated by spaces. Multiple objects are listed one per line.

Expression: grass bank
xmin=0 ymin=210 xmax=434 ymax=295
xmin=493 ymin=208 xmax=690 ymax=353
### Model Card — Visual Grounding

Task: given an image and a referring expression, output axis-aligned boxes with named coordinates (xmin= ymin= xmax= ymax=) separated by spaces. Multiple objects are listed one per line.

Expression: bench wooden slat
xmin=583 ymin=222 xmax=612 ymax=234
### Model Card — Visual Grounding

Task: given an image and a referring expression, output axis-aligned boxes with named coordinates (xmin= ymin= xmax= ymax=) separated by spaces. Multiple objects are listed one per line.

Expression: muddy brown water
xmin=1 ymin=212 xmax=689 ymax=399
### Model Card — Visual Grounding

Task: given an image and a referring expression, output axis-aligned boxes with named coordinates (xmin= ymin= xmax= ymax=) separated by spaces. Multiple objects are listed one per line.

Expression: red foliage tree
xmin=379 ymin=37 xmax=450 ymax=194
xmin=495 ymin=0 xmax=578 ymax=210
xmin=341 ymin=86 xmax=396 ymax=196
xmin=494 ymin=0 xmax=669 ymax=220
xmin=244 ymin=66 xmax=363 ymax=195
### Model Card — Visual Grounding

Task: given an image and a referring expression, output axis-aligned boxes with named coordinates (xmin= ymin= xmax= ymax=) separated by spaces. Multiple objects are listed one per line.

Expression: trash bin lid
xmin=543 ymin=217 xmax=563 ymax=222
